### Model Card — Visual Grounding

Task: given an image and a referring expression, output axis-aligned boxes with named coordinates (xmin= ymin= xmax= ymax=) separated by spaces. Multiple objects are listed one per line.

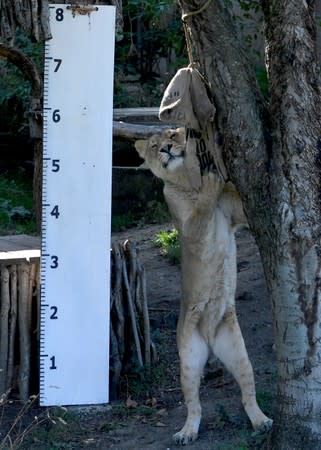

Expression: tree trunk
xmin=178 ymin=0 xmax=321 ymax=447
xmin=262 ymin=2 xmax=321 ymax=447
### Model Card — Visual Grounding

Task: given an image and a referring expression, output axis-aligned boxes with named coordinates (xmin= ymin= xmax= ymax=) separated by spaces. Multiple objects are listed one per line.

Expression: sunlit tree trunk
xmin=178 ymin=0 xmax=321 ymax=447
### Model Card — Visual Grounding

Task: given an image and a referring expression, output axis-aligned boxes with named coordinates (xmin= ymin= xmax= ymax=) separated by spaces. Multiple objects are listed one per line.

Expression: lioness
xmin=135 ymin=128 xmax=272 ymax=445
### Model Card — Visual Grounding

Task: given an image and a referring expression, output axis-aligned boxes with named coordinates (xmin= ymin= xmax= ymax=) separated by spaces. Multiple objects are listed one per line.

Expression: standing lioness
xmin=135 ymin=128 xmax=272 ymax=445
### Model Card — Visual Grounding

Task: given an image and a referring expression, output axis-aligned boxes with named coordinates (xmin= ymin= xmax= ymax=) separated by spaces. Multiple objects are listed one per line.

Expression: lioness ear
xmin=135 ymin=140 xmax=148 ymax=159
xmin=176 ymin=127 xmax=186 ymax=144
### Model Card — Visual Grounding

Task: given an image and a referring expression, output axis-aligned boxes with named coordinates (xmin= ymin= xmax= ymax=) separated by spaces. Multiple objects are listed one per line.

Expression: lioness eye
xmin=170 ymin=133 xmax=176 ymax=139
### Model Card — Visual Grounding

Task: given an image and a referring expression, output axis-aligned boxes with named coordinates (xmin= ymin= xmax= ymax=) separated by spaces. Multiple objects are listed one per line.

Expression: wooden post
xmin=0 ymin=235 xmax=155 ymax=401
xmin=18 ymin=263 xmax=32 ymax=402
xmin=7 ymin=265 xmax=17 ymax=390
xmin=0 ymin=267 xmax=10 ymax=396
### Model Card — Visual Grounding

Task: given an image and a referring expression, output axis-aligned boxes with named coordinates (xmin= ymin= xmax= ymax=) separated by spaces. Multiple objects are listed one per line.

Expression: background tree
xmin=0 ymin=1 xmax=123 ymax=230
xmin=177 ymin=0 xmax=321 ymax=448
xmin=0 ymin=1 xmax=50 ymax=229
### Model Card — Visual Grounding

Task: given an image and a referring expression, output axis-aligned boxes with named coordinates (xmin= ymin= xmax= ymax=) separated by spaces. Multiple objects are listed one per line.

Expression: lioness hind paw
xmin=173 ymin=430 xmax=198 ymax=446
xmin=252 ymin=418 xmax=273 ymax=436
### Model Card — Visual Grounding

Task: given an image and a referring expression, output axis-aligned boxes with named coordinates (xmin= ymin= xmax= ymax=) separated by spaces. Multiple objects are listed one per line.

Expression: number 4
xmin=50 ymin=205 xmax=60 ymax=219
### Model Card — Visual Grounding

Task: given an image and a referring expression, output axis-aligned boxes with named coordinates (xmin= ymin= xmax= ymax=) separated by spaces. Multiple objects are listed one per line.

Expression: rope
xmin=182 ymin=0 xmax=213 ymax=22
xmin=182 ymin=0 xmax=213 ymax=68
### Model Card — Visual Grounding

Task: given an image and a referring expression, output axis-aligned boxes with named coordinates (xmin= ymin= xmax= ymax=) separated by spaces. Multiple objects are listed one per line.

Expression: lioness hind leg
xmin=212 ymin=309 xmax=273 ymax=432
xmin=173 ymin=330 xmax=209 ymax=445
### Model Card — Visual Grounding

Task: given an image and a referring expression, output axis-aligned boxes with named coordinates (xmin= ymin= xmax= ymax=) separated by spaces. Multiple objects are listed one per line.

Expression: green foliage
xmin=237 ymin=0 xmax=261 ymax=14
xmin=0 ymin=32 xmax=43 ymax=134
xmin=119 ymin=359 xmax=168 ymax=401
xmin=112 ymin=211 xmax=136 ymax=232
xmin=256 ymin=389 xmax=275 ymax=413
xmin=117 ymin=329 xmax=173 ymax=402
xmin=118 ymin=0 xmax=185 ymax=70
xmin=114 ymin=0 xmax=187 ymax=107
xmin=0 ymin=170 xmax=37 ymax=235
xmin=112 ymin=200 xmax=169 ymax=232
xmin=256 ymin=68 xmax=269 ymax=97
xmin=154 ymin=228 xmax=180 ymax=264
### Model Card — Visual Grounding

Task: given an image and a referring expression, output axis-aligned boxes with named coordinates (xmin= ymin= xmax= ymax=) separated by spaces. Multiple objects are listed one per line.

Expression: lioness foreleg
xmin=212 ymin=308 xmax=273 ymax=431
xmin=173 ymin=329 xmax=209 ymax=445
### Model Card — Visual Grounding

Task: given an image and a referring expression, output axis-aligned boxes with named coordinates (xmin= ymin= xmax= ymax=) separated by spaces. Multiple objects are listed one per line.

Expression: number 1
xmin=50 ymin=356 xmax=57 ymax=370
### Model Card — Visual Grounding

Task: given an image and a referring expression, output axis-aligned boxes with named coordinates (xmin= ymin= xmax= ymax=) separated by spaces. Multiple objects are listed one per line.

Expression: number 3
xmin=50 ymin=256 xmax=59 ymax=269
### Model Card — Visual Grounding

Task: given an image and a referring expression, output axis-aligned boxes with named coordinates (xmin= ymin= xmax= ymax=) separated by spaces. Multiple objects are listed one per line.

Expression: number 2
xmin=50 ymin=306 xmax=58 ymax=320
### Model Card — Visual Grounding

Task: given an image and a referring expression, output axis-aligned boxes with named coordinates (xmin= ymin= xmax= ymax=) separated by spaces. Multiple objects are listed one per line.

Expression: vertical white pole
xmin=41 ymin=4 xmax=115 ymax=406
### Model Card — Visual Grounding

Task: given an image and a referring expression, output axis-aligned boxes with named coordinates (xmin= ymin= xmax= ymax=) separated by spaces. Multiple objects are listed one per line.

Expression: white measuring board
xmin=41 ymin=4 xmax=115 ymax=406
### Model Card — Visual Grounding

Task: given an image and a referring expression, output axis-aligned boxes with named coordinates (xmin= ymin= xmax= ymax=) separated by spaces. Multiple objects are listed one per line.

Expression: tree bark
xmin=262 ymin=2 xmax=321 ymax=447
xmin=179 ymin=0 xmax=321 ymax=447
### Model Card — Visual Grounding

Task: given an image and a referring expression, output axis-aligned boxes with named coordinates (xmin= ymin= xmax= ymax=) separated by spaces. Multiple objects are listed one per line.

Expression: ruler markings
xmin=40 ymin=4 xmax=115 ymax=407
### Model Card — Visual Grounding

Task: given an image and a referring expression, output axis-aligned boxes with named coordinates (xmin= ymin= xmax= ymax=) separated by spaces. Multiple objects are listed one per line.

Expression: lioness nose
xmin=160 ymin=144 xmax=173 ymax=153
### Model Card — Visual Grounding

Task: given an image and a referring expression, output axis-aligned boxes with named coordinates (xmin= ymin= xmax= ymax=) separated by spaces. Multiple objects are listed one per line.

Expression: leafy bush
xmin=112 ymin=200 xmax=169 ymax=232
xmin=114 ymin=0 xmax=187 ymax=107
xmin=154 ymin=228 xmax=180 ymax=264
xmin=0 ymin=31 xmax=43 ymax=134
xmin=0 ymin=171 xmax=36 ymax=235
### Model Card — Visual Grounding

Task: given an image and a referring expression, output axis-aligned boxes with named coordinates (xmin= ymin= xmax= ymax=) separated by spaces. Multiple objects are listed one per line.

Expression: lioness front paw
xmin=199 ymin=172 xmax=224 ymax=206
xmin=173 ymin=429 xmax=198 ymax=446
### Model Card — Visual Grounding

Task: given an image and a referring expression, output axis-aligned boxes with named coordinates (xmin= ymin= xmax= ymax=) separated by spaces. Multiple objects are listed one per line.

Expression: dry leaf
xmin=126 ymin=397 xmax=138 ymax=408
xmin=145 ymin=397 xmax=157 ymax=407
xmin=155 ymin=421 xmax=166 ymax=427
xmin=57 ymin=417 xmax=67 ymax=425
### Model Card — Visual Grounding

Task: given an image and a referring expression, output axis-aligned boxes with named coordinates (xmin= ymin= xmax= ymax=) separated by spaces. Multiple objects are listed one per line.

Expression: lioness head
xmin=135 ymin=128 xmax=186 ymax=182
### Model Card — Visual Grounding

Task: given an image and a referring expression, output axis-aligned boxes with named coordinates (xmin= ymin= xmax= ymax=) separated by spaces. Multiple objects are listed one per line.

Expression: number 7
xmin=54 ymin=59 xmax=62 ymax=72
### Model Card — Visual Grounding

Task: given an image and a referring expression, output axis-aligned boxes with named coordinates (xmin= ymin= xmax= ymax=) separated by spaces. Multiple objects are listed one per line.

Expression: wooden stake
xmin=109 ymin=321 xmax=122 ymax=398
xmin=121 ymin=247 xmax=143 ymax=367
xmin=140 ymin=266 xmax=151 ymax=366
xmin=7 ymin=265 xmax=17 ymax=390
xmin=112 ymin=242 xmax=125 ymax=362
xmin=18 ymin=263 xmax=31 ymax=402
xmin=0 ymin=267 xmax=10 ymax=395
xmin=125 ymin=240 xmax=137 ymax=299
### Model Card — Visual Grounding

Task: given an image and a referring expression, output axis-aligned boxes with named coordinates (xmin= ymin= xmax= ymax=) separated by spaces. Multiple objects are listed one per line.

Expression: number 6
xmin=52 ymin=109 xmax=61 ymax=123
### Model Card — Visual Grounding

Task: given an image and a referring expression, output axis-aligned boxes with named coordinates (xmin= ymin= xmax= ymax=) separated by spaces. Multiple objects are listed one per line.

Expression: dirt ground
xmin=104 ymin=224 xmax=276 ymax=450
xmin=0 ymin=223 xmax=276 ymax=450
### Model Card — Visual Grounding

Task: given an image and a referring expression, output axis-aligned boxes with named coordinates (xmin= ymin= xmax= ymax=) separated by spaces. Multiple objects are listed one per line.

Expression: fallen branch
xmin=113 ymin=121 xmax=172 ymax=141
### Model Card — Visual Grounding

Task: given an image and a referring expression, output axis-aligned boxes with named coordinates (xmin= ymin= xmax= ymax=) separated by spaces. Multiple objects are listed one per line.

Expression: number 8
xmin=56 ymin=8 xmax=64 ymax=21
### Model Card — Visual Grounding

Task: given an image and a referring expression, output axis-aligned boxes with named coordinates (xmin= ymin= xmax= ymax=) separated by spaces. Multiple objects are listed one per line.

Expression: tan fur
xmin=135 ymin=129 xmax=272 ymax=445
